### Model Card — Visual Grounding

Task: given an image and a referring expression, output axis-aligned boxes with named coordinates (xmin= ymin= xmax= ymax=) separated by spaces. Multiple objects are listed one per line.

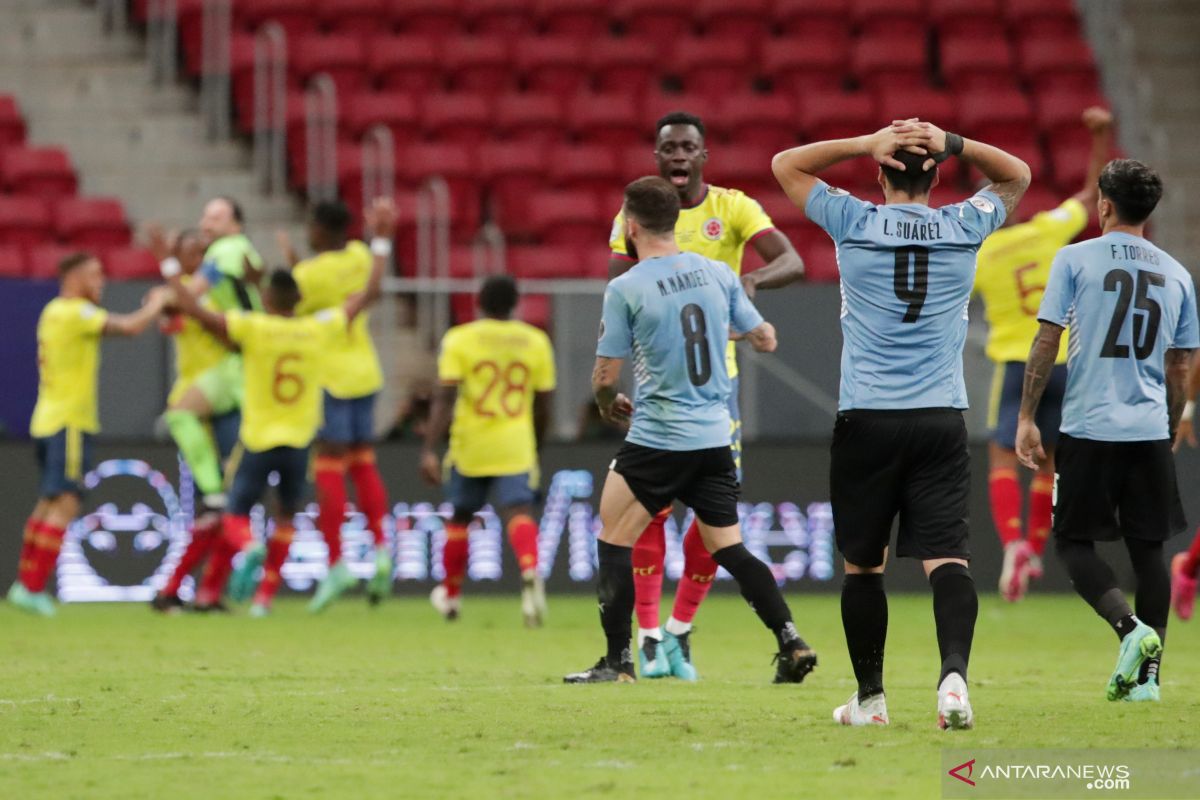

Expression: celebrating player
xmin=289 ymin=200 xmax=393 ymax=613
xmin=150 ymin=229 xmax=242 ymax=612
xmin=420 ymin=275 xmax=555 ymax=627
xmin=565 ymin=176 xmax=817 ymax=684
xmin=608 ymin=111 xmax=805 ymax=679
xmin=774 ymin=119 xmax=1029 ymax=728
xmin=1169 ymin=353 xmax=1200 ymax=620
xmin=171 ymin=200 xmax=395 ymax=616
xmin=1017 ymin=159 xmax=1197 ymax=703
xmin=9 ymin=253 xmax=170 ymax=616
xmin=975 ymin=107 xmax=1114 ymax=602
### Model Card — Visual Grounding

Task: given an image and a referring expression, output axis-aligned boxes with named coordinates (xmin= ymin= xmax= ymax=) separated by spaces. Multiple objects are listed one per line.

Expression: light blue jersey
xmin=1039 ymin=232 xmax=1200 ymax=442
xmin=805 ymin=181 xmax=1007 ymax=410
xmin=597 ymin=251 xmax=764 ymax=451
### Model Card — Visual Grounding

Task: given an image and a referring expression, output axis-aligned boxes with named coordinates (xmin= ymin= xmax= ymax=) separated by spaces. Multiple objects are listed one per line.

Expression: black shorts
xmin=830 ymin=408 xmax=970 ymax=568
xmin=1053 ymin=433 xmax=1186 ymax=542
xmin=612 ymin=442 xmax=740 ymax=528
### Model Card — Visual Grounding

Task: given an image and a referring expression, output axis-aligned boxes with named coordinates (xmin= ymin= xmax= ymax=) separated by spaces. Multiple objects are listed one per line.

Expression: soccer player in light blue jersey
xmin=564 ymin=176 xmax=818 ymax=685
xmin=773 ymin=119 xmax=1031 ymax=730
xmin=1016 ymin=159 xmax=1199 ymax=703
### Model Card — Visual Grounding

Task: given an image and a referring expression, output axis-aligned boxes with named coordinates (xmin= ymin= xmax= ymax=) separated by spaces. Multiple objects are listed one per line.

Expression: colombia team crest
xmin=702 ymin=217 xmax=723 ymax=241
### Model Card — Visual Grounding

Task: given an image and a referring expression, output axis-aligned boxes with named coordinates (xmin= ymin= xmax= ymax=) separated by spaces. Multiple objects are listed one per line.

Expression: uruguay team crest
xmin=702 ymin=217 xmax=723 ymax=241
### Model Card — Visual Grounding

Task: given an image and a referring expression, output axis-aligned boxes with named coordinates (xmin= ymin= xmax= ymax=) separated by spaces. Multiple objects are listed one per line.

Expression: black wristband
xmin=933 ymin=132 xmax=965 ymax=163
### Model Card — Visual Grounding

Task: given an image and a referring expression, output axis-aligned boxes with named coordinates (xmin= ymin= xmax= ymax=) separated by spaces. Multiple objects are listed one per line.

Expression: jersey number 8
xmin=681 ymin=303 xmax=712 ymax=387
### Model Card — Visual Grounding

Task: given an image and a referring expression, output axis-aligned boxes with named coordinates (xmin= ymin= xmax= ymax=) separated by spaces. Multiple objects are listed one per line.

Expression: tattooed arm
xmin=1166 ymin=348 xmax=1193 ymax=443
xmin=592 ymin=356 xmax=633 ymax=428
xmin=1173 ymin=349 xmax=1200 ymax=450
xmin=1015 ymin=322 xmax=1064 ymax=468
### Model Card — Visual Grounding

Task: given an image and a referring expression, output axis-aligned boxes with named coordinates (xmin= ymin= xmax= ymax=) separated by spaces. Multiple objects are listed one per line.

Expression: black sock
xmin=1127 ymin=538 xmax=1169 ymax=680
xmin=596 ymin=540 xmax=634 ymax=666
xmin=1056 ymin=537 xmax=1133 ymax=640
xmin=841 ymin=573 xmax=887 ymax=701
xmin=711 ymin=543 xmax=803 ymax=651
xmin=930 ymin=563 xmax=977 ymax=686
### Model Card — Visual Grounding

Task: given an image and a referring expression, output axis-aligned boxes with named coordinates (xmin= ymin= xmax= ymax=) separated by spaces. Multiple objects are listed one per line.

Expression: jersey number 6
xmin=272 ymin=353 xmax=304 ymax=404
xmin=893 ymin=246 xmax=930 ymax=323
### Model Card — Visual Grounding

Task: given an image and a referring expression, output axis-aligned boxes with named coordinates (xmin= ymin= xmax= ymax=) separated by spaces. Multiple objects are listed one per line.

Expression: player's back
xmin=806 ymin=184 xmax=1007 ymax=410
xmin=1042 ymin=233 xmax=1199 ymax=441
xmin=31 ymin=297 xmax=108 ymax=437
xmin=603 ymin=251 xmax=757 ymax=450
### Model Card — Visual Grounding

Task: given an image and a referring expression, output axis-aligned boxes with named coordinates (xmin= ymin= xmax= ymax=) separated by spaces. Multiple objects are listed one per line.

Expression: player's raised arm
xmin=1070 ymin=107 xmax=1114 ymax=208
xmin=104 ymin=286 xmax=171 ymax=337
xmin=772 ymin=122 xmax=932 ymax=214
xmin=170 ymin=274 xmax=232 ymax=346
xmin=343 ymin=197 xmax=398 ymax=323
xmin=916 ymin=122 xmax=1031 ymax=218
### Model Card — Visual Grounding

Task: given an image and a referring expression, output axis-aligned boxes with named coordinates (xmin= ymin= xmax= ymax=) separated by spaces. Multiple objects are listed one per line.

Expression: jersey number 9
xmin=893 ymin=246 xmax=930 ymax=323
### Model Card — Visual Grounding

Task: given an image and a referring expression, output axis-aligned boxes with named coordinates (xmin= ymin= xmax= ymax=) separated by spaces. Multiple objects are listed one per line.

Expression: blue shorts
xmin=319 ymin=392 xmax=376 ymax=445
xmin=728 ymin=375 xmax=742 ymax=482
xmin=445 ymin=467 xmax=536 ymax=518
xmin=36 ymin=427 xmax=93 ymax=498
xmin=228 ymin=445 xmax=311 ymax=517
xmin=989 ymin=361 xmax=1067 ymax=450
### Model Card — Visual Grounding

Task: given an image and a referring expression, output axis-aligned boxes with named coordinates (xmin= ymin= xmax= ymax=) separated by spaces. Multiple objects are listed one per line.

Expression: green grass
xmin=1 ymin=592 xmax=1196 ymax=799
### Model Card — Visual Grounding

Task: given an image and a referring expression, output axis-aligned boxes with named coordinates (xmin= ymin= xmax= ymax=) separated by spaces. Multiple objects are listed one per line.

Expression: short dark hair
xmin=177 ymin=228 xmax=203 ymax=247
xmin=311 ymin=199 xmax=351 ymax=236
xmin=479 ymin=274 xmax=519 ymax=318
xmin=267 ymin=269 xmax=301 ymax=310
xmin=655 ymin=111 xmax=705 ymax=139
xmin=1098 ymin=158 xmax=1162 ymax=225
xmin=214 ymin=195 xmax=245 ymax=226
xmin=58 ymin=251 xmax=96 ymax=279
xmin=880 ymin=150 xmax=937 ymax=197
xmin=623 ymin=176 xmax=680 ymax=235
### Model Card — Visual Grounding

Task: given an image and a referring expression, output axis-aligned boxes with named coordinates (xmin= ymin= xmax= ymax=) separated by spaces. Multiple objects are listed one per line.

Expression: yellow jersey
xmin=168 ymin=275 xmax=229 ymax=405
xmin=30 ymin=297 xmax=109 ymax=438
xmin=226 ymin=309 xmax=347 ymax=452
xmin=438 ymin=318 xmax=556 ymax=477
xmin=975 ymin=199 xmax=1087 ymax=364
xmin=609 ymin=184 xmax=775 ymax=378
xmin=293 ymin=241 xmax=383 ymax=399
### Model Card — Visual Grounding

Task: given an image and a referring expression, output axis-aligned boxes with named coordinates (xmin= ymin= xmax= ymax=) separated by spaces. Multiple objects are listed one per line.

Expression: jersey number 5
xmin=681 ymin=303 xmax=712 ymax=387
xmin=893 ymin=246 xmax=930 ymax=323
xmin=1100 ymin=268 xmax=1164 ymax=360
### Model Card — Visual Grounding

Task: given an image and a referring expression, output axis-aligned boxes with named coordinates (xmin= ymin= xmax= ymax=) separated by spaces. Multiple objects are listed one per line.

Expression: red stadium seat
xmin=570 ymin=93 xmax=647 ymax=147
xmin=1033 ymin=89 xmax=1108 ymax=147
xmin=516 ymin=37 xmax=592 ymax=97
xmin=928 ymin=0 xmax=1002 ymax=37
xmin=549 ymin=144 xmax=620 ymax=195
xmin=396 ymin=142 xmax=481 ymax=233
xmin=956 ymin=87 xmax=1034 ymax=142
xmin=342 ymin=91 xmax=420 ymax=141
xmin=420 ymin=93 xmax=493 ymax=145
xmin=442 ymin=37 xmax=514 ymax=93
xmin=54 ymin=197 xmax=131 ymax=248
xmin=466 ymin=0 xmax=537 ymax=34
xmin=1048 ymin=141 xmax=1093 ymax=191
xmin=615 ymin=0 xmax=697 ymax=38
xmin=774 ymin=0 xmax=851 ymax=39
xmin=696 ymin=0 xmax=773 ymax=38
xmin=102 ymin=247 xmax=160 ymax=280
xmin=507 ymin=244 xmax=593 ymax=279
xmin=939 ymin=35 xmax=1015 ymax=91
xmin=537 ymin=0 xmax=609 ymax=36
xmin=0 ymin=244 xmax=25 ymax=278
xmin=390 ymin=0 xmax=462 ymax=35
xmin=704 ymin=147 xmax=777 ymax=194
xmin=1014 ymin=185 xmax=1066 ymax=223
xmin=0 ymin=196 xmax=51 ymax=247
xmin=237 ymin=0 xmax=317 ymax=41
xmin=0 ymin=96 xmax=27 ymax=147
xmin=526 ymin=190 xmax=603 ymax=244
xmin=712 ymin=93 xmax=798 ymax=150
xmin=798 ymin=91 xmax=875 ymax=141
xmin=495 ymin=93 xmax=566 ymax=146
xmin=28 ymin=245 xmax=78 ymax=281
xmin=590 ymin=38 xmax=660 ymax=95
xmin=852 ymin=35 xmax=929 ymax=91
xmin=874 ymin=87 xmax=958 ymax=131
xmin=965 ymin=136 xmax=1046 ymax=184
xmin=2 ymin=147 xmax=76 ymax=198
xmin=479 ymin=142 xmax=551 ymax=231
xmin=639 ymin=93 xmax=721 ymax=134
xmin=852 ymin=0 xmax=928 ymax=39
xmin=760 ymin=38 xmax=848 ymax=94
xmin=1004 ymin=0 xmax=1079 ymax=37
xmin=319 ymin=0 xmax=388 ymax=36
xmin=290 ymin=35 xmax=367 ymax=98
xmin=669 ymin=36 xmax=755 ymax=96
xmin=517 ymin=294 xmax=552 ymax=331
xmin=368 ymin=36 xmax=442 ymax=92
xmin=1018 ymin=37 xmax=1098 ymax=91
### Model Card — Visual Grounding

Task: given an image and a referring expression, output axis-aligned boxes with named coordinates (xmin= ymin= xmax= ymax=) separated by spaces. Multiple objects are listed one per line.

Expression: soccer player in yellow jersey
xmin=975 ymin=107 xmax=1114 ymax=602
xmin=170 ymin=200 xmax=396 ymax=616
xmin=607 ymin=111 xmax=805 ymax=678
xmin=420 ymin=275 xmax=556 ymax=626
xmin=8 ymin=253 xmax=169 ymax=617
xmin=288 ymin=200 xmax=394 ymax=613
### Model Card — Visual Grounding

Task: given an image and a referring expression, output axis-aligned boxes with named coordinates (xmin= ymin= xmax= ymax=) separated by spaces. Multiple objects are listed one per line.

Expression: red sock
xmin=671 ymin=519 xmax=718 ymax=624
xmin=196 ymin=537 xmax=235 ymax=605
xmin=1182 ymin=528 xmax=1200 ymax=577
xmin=443 ymin=522 xmax=469 ymax=598
xmin=988 ymin=468 xmax=1023 ymax=547
xmin=506 ymin=513 xmax=539 ymax=574
xmin=253 ymin=522 xmax=294 ymax=606
xmin=17 ymin=516 xmax=39 ymax=590
xmin=1027 ymin=474 xmax=1054 ymax=557
xmin=348 ymin=447 xmax=388 ymax=548
xmin=315 ymin=454 xmax=348 ymax=565
xmin=28 ymin=522 xmax=65 ymax=593
xmin=632 ymin=509 xmax=669 ymax=630
xmin=161 ymin=516 xmax=220 ymax=596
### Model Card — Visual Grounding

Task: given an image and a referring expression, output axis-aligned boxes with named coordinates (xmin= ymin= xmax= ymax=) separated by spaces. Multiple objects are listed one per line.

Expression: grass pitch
xmin=1 ymin=592 xmax=1196 ymax=799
